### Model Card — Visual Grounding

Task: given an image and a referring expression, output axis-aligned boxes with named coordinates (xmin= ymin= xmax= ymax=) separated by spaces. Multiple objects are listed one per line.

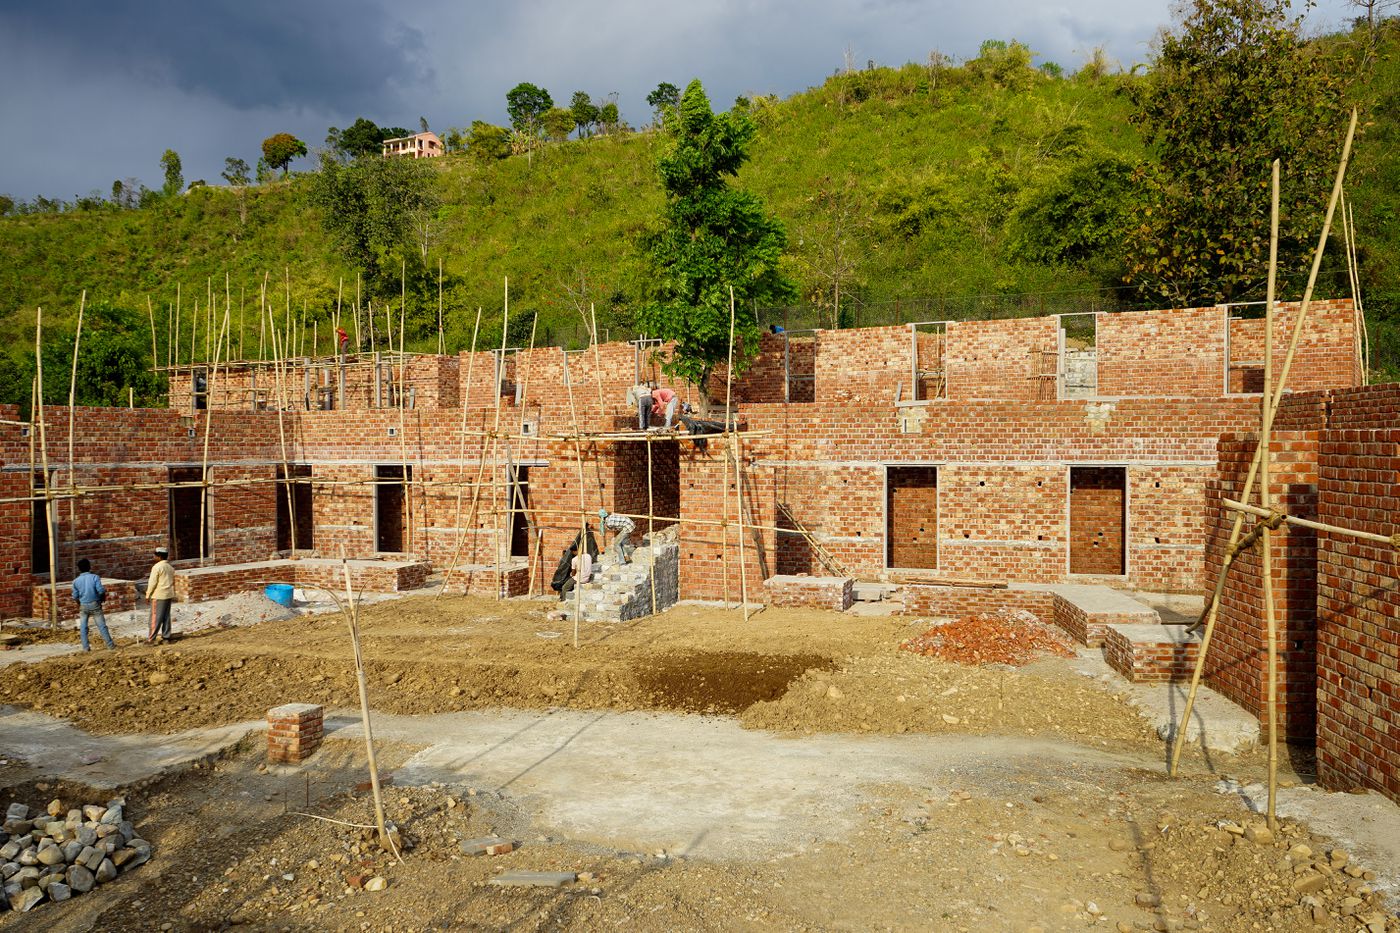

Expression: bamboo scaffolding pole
xmin=437 ymin=307 xmax=484 ymax=598
xmin=396 ymin=264 xmax=412 ymax=555
xmin=147 ymin=297 xmax=159 ymax=382
xmin=561 ymin=300 xmax=589 ymax=649
xmin=269 ymin=312 xmax=299 ymax=556
xmin=1260 ymin=159 xmax=1282 ymax=831
xmin=34 ymin=309 xmax=58 ymax=628
xmin=239 ymin=284 xmax=246 ymax=362
xmin=197 ymin=299 xmax=231 ymax=566
xmin=726 ymin=287 xmax=750 ymax=620
xmin=438 ymin=259 xmax=445 ymax=356
xmin=1170 ymin=109 xmax=1358 ymax=779
xmin=206 ymin=277 xmax=212 ymax=363
xmin=483 ymin=281 xmax=508 ymax=591
xmin=259 ymin=272 xmax=268 ymax=361
xmin=190 ymin=299 xmax=199 ymax=370
xmin=501 ymin=314 xmax=541 ymax=596
xmin=284 ymin=267 xmax=292 ymax=356
xmin=355 ymin=274 xmax=363 ymax=351
xmin=646 ymin=432 xmax=657 ymax=611
xmin=66 ymin=292 xmax=85 ymax=581
xmin=590 ymin=302 xmax=605 ymax=420
xmin=338 ymin=552 xmax=392 ymax=851
xmin=175 ymin=283 xmax=182 ymax=367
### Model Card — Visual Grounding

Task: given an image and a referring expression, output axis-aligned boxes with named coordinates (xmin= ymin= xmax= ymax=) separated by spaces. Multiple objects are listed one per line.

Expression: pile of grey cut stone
xmin=0 ymin=798 xmax=151 ymax=913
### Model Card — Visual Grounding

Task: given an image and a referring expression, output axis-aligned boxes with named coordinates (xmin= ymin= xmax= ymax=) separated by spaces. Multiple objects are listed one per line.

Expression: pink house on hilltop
xmin=382 ymin=131 xmax=443 ymax=159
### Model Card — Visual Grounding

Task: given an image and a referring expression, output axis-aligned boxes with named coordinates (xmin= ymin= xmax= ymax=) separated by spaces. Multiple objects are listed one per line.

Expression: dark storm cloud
xmin=0 ymin=0 xmax=1363 ymax=200
xmin=0 ymin=0 xmax=430 ymax=111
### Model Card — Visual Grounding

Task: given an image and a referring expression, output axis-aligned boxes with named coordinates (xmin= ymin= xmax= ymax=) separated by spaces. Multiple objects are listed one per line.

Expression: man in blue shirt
xmin=70 ymin=558 xmax=116 ymax=651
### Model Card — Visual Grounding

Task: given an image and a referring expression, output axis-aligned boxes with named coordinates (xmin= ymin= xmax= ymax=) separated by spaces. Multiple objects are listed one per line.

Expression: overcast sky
xmin=0 ymin=0 xmax=1360 ymax=200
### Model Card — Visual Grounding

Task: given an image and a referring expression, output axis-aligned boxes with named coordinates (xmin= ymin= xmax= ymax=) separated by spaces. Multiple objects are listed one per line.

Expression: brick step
xmin=1102 ymin=623 xmax=1202 ymax=683
xmin=1045 ymin=584 xmax=1161 ymax=647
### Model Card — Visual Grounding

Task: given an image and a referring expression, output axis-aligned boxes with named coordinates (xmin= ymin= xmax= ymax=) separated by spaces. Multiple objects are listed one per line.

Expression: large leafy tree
xmin=159 ymin=149 xmax=183 ymax=197
xmin=1125 ymin=0 xmax=1349 ymax=305
xmin=570 ymin=91 xmax=599 ymax=138
xmin=308 ymin=154 xmax=439 ymax=298
xmin=336 ymin=117 xmax=396 ymax=159
xmin=646 ymin=82 xmax=680 ymax=123
xmin=262 ymin=133 xmax=308 ymax=176
xmin=505 ymin=82 xmax=553 ymax=136
xmin=467 ymin=121 xmax=511 ymax=161
xmin=221 ymin=157 xmax=251 ymax=186
xmin=637 ymin=79 xmax=795 ymax=396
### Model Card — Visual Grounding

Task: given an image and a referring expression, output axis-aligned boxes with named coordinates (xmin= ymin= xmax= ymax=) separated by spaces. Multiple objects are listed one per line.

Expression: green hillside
xmin=2 ymin=22 xmax=1398 ymax=409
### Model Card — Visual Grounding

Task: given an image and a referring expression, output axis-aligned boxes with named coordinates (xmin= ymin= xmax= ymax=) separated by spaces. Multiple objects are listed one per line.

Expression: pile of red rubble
xmin=899 ymin=609 xmax=1076 ymax=667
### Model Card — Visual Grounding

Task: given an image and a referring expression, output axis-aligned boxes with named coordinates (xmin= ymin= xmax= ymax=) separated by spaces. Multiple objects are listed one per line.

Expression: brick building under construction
xmin=1 ymin=298 xmax=1396 ymax=802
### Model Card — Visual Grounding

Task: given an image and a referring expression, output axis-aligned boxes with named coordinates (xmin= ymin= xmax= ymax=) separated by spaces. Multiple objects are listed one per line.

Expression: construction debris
xmin=0 ymin=797 xmax=151 ymax=913
xmin=899 ymin=610 xmax=1077 ymax=667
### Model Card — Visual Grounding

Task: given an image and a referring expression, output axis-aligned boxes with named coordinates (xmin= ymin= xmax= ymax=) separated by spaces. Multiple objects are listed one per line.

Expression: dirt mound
xmin=741 ymin=652 xmax=1160 ymax=749
xmin=899 ymin=609 xmax=1075 ymax=666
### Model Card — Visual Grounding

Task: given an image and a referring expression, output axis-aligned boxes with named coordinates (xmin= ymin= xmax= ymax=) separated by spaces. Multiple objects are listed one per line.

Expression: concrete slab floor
xmin=0 ymin=705 xmax=257 ymax=787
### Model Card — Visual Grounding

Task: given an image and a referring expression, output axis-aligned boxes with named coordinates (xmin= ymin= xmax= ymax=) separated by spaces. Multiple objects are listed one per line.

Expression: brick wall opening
xmin=375 ymin=465 xmax=409 ymax=553
xmin=886 ymin=466 xmax=938 ymax=569
xmin=1069 ymin=466 xmax=1125 ymax=575
xmin=276 ymin=464 xmax=314 ymax=551
xmin=31 ymin=471 xmax=53 ymax=574
xmin=508 ymin=465 xmax=531 ymax=559
xmin=168 ymin=466 xmax=208 ymax=560
xmin=784 ymin=332 xmax=816 ymax=403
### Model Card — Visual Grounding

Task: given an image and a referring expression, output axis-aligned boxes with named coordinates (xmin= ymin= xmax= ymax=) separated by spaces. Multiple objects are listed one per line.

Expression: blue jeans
xmin=78 ymin=602 xmax=115 ymax=650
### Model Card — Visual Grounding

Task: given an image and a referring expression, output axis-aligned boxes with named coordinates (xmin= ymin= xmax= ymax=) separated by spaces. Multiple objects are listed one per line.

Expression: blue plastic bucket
xmin=264 ymin=583 xmax=294 ymax=607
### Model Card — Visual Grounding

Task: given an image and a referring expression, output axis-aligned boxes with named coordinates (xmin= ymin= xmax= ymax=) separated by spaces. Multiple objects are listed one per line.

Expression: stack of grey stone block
xmin=574 ymin=526 xmax=679 ymax=622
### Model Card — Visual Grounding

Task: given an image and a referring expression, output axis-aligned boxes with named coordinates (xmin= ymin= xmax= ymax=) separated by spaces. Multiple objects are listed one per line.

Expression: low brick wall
xmin=764 ymin=575 xmax=854 ymax=611
xmin=897 ymin=584 xmax=1054 ymax=619
xmin=441 ymin=563 xmax=530 ymax=599
xmin=174 ymin=558 xmax=431 ymax=603
xmin=1103 ymin=624 xmax=1200 ymax=683
xmin=267 ymin=703 xmax=323 ymax=764
xmin=31 ymin=578 xmax=138 ymax=621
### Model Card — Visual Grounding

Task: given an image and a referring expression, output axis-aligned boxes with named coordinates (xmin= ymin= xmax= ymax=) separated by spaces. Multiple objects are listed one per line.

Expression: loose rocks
xmin=0 ymin=797 xmax=151 ymax=914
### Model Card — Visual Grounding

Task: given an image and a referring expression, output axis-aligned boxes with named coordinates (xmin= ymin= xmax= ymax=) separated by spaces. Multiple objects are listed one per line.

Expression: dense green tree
xmin=159 ymin=149 xmax=183 ymax=197
xmin=637 ymin=80 xmax=795 ymax=397
xmin=543 ymin=107 xmax=576 ymax=143
xmin=506 ymin=82 xmax=553 ymax=135
xmin=221 ymin=157 xmax=251 ymax=186
xmin=646 ymin=82 xmax=680 ymax=123
xmin=336 ymin=117 xmax=393 ymax=159
xmin=599 ymin=101 xmax=620 ymax=134
xmin=1010 ymin=156 xmax=1138 ymax=280
xmin=307 ymin=153 xmax=438 ymax=295
xmin=262 ymin=133 xmax=309 ymax=176
xmin=0 ymin=194 xmax=13 ymax=216
xmin=570 ymin=91 xmax=599 ymax=137
xmin=466 ymin=121 xmax=511 ymax=161
xmin=1125 ymin=0 xmax=1350 ymax=305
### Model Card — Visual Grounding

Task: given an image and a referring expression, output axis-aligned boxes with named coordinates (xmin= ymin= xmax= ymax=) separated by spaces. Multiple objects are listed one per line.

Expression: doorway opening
xmin=507 ymin=465 xmax=531 ymax=559
xmin=31 ymin=471 xmax=53 ymax=574
xmin=886 ymin=466 xmax=938 ymax=569
xmin=168 ymin=466 xmax=208 ymax=560
xmin=276 ymin=464 xmax=314 ymax=551
xmin=375 ymin=465 xmax=410 ymax=553
xmin=1069 ymin=466 xmax=1127 ymax=575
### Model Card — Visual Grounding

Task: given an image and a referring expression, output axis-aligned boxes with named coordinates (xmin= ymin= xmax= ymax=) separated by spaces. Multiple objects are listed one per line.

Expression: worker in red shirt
xmin=336 ymin=326 xmax=350 ymax=362
xmin=651 ymin=386 xmax=678 ymax=429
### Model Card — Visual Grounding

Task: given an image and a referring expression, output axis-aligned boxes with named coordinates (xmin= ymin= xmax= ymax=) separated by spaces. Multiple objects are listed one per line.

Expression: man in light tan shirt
xmin=146 ymin=546 xmax=175 ymax=644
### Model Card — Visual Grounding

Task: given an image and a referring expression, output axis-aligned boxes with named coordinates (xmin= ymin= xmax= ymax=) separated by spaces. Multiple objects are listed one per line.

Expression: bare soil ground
xmin=0 ymin=741 xmax=1395 ymax=932
xmin=0 ymin=594 xmax=1396 ymax=930
xmin=0 ymin=597 xmax=1158 ymax=754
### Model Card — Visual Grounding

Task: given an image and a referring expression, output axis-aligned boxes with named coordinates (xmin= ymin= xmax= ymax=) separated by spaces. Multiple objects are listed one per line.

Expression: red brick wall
xmin=1098 ymin=307 xmax=1226 ymax=398
xmin=887 ymin=466 xmax=938 ymax=569
xmin=945 ymin=317 xmax=1058 ymax=401
xmin=1069 ymin=467 xmax=1125 ymax=575
xmin=1315 ymin=427 xmax=1400 ymax=801
xmin=1203 ymin=432 xmax=1321 ymax=742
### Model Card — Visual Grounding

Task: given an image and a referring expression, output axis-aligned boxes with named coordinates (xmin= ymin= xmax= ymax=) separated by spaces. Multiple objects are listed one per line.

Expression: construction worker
xmin=599 ymin=508 xmax=636 ymax=564
xmin=628 ymin=382 xmax=653 ymax=430
xmin=146 ymin=546 xmax=175 ymax=645
xmin=650 ymin=386 xmax=679 ymax=430
xmin=336 ymin=326 xmax=350 ymax=363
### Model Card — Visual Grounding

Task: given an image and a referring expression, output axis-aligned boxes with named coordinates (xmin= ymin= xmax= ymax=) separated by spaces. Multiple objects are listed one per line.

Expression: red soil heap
xmin=900 ymin=609 xmax=1076 ymax=667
